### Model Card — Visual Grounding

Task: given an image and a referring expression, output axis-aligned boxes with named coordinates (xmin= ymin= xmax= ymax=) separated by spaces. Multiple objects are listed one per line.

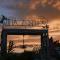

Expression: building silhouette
xmin=0 ymin=15 xmax=60 ymax=60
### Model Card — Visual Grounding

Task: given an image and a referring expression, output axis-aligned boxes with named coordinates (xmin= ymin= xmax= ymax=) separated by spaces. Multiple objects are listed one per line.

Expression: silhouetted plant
xmin=8 ymin=40 xmax=14 ymax=53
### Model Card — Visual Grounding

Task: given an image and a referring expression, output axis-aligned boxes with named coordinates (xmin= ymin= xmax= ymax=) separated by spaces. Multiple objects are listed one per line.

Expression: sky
xmin=0 ymin=0 xmax=60 ymax=40
xmin=0 ymin=0 xmax=60 ymax=19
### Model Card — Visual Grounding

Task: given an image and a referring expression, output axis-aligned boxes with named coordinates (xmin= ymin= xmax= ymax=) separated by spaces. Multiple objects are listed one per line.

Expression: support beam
xmin=41 ymin=32 xmax=49 ymax=60
xmin=1 ymin=31 xmax=7 ymax=54
xmin=1 ymin=29 xmax=48 ymax=35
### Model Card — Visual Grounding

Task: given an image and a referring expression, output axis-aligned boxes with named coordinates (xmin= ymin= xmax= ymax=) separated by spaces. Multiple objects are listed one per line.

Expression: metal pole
xmin=23 ymin=35 xmax=25 ymax=52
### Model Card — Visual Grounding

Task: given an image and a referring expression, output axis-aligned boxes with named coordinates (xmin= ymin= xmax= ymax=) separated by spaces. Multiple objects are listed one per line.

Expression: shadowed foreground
xmin=0 ymin=51 xmax=40 ymax=60
xmin=0 ymin=37 xmax=60 ymax=60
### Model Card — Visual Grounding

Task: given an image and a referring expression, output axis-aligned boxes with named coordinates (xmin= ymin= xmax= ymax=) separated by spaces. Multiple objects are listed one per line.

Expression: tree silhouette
xmin=8 ymin=40 xmax=14 ymax=53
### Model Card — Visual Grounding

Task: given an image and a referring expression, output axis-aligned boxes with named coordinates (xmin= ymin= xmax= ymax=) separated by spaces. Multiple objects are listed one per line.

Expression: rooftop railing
xmin=0 ymin=16 xmax=48 ymax=29
xmin=2 ymin=19 xmax=48 ymax=29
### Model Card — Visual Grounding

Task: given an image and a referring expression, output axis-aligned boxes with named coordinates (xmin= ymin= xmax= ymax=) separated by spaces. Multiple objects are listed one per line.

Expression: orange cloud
xmin=29 ymin=0 xmax=60 ymax=10
xmin=47 ymin=0 xmax=60 ymax=10
xmin=29 ymin=0 xmax=40 ymax=10
xmin=29 ymin=0 xmax=49 ymax=10
xmin=52 ymin=1 xmax=60 ymax=10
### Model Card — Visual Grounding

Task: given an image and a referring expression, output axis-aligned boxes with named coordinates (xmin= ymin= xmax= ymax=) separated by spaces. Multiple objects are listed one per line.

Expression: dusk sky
xmin=0 ymin=0 xmax=60 ymax=19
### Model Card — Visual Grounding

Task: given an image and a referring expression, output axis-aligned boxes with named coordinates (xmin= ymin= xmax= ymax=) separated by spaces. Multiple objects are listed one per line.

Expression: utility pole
xmin=22 ymin=35 xmax=26 ymax=52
